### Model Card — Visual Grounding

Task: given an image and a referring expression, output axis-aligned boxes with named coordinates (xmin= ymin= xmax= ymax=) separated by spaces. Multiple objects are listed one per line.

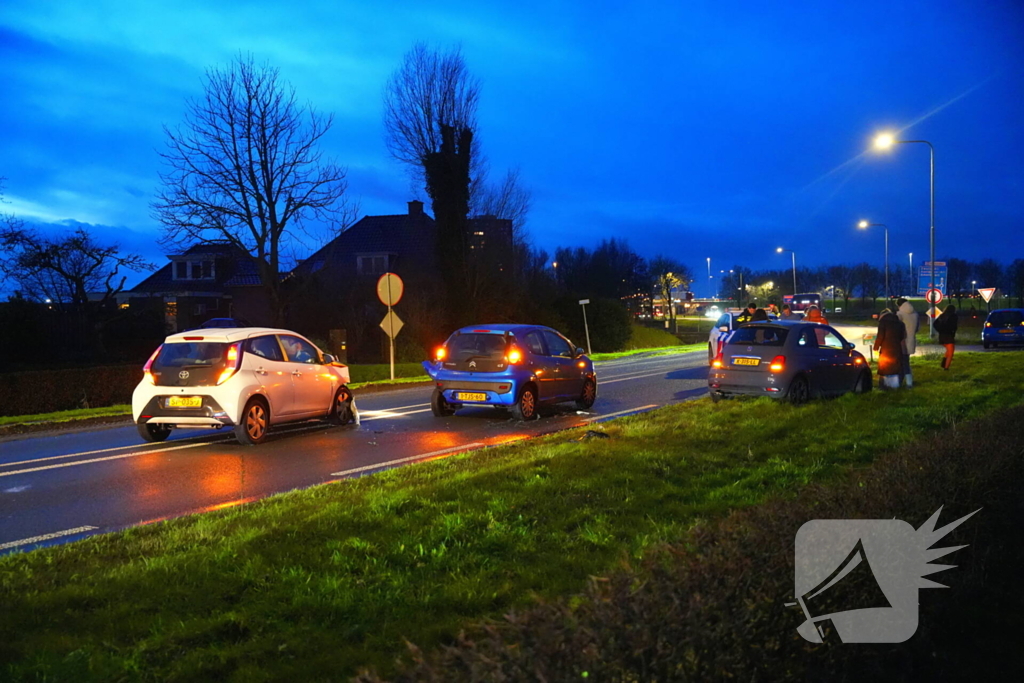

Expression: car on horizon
xmin=708 ymin=320 xmax=871 ymax=404
xmin=132 ymin=327 xmax=354 ymax=445
xmin=422 ymin=324 xmax=596 ymax=420
xmin=983 ymin=308 xmax=1024 ymax=349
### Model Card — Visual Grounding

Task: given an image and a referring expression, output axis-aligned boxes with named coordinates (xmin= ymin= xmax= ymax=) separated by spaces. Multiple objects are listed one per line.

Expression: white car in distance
xmin=132 ymin=327 xmax=354 ymax=445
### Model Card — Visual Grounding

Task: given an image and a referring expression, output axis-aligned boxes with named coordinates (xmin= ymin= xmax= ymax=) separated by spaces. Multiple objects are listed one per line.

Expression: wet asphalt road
xmin=0 ymin=350 xmax=709 ymax=554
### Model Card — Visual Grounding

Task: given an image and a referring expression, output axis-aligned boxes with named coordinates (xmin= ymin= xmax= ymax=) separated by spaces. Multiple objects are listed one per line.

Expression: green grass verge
xmin=590 ymin=344 xmax=703 ymax=361
xmin=0 ymin=405 xmax=132 ymax=427
xmin=2 ymin=353 xmax=1022 ymax=680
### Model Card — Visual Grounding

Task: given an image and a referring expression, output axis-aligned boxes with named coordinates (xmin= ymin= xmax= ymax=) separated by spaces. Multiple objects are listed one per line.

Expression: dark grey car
xmin=708 ymin=321 xmax=872 ymax=404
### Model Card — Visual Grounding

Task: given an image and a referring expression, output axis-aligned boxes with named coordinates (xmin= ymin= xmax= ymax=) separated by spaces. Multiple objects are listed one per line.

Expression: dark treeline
xmin=718 ymin=257 xmax=1024 ymax=310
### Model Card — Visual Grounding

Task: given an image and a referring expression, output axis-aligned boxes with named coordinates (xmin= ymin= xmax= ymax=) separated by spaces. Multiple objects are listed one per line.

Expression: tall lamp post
xmin=776 ymin=247 xmax=797 ymax=296
xmin=706 ymin=257 xmax=712 ymax=300
xmin=873 ymin=132 xmax=935 ymax=337
xmin=909 ymin=252 xmax=914 ymax=295
xmin=858 ymin=220 xmax=889 ymax=303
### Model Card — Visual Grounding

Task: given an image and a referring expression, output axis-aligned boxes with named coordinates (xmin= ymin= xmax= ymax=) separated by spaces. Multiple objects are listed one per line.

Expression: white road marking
xmin=0 ymin=442 xmax=213 ymax=478
xmin=0 ymin=435 xmax=234 ymax=470
xmin=331 ymin=442 xmax=485 ymax=477
xmin=359 ymin=408 xmax=433 ymax=421
xmin=585 ymin=404 xmax=659 ymax=422
xmin=362 ymin=401 xmax=430 ymax=412
xmin=0 ymin=525 xmax=99 ymax=551
xmin=601 ymin=369 xmax=680 ymax=384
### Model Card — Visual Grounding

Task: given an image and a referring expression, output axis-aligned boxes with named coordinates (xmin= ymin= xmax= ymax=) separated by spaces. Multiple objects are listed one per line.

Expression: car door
xmin=518 ymin=329 xmax=557 ymax=397
xmin=825 ymin=327 xmax=859 ymax=391
xmin=542 ymin=329 xmax=581 ymax=399
xmin=812 ymin=326 xmax=848 ymax=395
xmin=244 ymin=334 xmax=294 ymax=416
xmin=279 ymin=334 xmax=335 ymax=415
xmin=793 ymin=326 xmax=828 ymax=395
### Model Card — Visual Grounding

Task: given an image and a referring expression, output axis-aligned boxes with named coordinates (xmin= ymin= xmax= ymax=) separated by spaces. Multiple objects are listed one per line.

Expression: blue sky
xmin=2 ymin=0 xmax=1022 ymax=291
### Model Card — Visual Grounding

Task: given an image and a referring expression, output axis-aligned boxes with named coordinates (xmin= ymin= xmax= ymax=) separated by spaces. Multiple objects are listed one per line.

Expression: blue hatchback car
xmin=983 ymin=309 xmax=1024 ymax=348
xmin=422 ymin=324 xmax=597 ymax=420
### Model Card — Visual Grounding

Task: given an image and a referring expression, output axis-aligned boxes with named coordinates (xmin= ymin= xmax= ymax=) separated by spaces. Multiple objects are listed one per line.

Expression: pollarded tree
xmin=153 ymin=54 xmax=348 ymax=324
xmin=383 ymin=43 xmax=480 ymax=319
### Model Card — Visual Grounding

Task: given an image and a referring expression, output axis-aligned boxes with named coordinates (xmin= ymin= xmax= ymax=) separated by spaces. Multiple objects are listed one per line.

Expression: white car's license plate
xmin=732 ymin=357 xmax=760 ymax=366
xmin=167 ymin=396 xmax=202 ymax=408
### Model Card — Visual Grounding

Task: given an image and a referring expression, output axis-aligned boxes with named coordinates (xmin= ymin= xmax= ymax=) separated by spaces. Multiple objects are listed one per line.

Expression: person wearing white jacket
xmin=897 ymin=299 xmax=920 ymax=387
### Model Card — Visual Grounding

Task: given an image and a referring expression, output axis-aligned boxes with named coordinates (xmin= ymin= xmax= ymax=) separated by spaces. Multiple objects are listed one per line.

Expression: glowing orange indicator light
xmin=435 ymin=347 xmax=447 ymax=361
xmin=507 ymin=347 xmax=523 ymax=364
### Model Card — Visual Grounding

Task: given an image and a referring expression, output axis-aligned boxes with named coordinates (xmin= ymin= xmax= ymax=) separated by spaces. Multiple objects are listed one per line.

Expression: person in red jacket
xmin=804 ymin=305 xmax=828 ymax=325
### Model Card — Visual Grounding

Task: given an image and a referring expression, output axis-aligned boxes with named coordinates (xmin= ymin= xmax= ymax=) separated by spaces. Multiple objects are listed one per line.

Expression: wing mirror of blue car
xmin=575 ymin=347 xmax=586 ymax=357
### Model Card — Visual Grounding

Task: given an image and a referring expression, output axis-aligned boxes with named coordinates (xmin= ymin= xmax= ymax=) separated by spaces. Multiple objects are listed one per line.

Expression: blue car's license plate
xmin=455 ymin=392 xmax=488 ymax=401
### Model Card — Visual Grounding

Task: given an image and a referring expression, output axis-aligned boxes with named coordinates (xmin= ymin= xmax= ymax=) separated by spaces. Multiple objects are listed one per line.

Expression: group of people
xmin=735 ymin=301 xmax=829 ymax=324
xmin=873 ymin=298 xmax=959 ymax=389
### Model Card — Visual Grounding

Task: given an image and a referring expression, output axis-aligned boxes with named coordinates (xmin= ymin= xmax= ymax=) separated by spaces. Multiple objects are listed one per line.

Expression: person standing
xmin=873 ymin=309 xmax=906 ymax=390
xmin=779 ymin=304 xmax=797 ymax=320
xmin=934 ymin=305 xmax=959 ymax=370
xmin=804 ymin=305 xmax=828 ymax=325
xmin=736 ymin=302 xmax=757 ymax=323
xmin=896 ymin=299 xmax=920 ymax=387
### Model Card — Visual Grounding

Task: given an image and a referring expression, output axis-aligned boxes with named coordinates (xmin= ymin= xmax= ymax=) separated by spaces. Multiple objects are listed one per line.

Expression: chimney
xmin=407 ymin=200 xmax=424 ymax=216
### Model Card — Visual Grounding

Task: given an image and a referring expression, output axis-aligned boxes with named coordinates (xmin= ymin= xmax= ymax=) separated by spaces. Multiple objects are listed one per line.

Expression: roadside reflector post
xmin=579 ymin=299 xmax=592 ymax=355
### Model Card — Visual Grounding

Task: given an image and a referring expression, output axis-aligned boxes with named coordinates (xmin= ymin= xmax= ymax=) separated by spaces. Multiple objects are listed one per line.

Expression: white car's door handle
xmin=256 ymin=367 xmax=268 ymax=375
xmin=292 ymin=370 xmax=302 ymax=377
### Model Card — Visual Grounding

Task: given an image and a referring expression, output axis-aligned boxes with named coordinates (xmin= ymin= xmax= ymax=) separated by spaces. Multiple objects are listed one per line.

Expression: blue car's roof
xmin=452 ymin=324 xmax=538 ymax=335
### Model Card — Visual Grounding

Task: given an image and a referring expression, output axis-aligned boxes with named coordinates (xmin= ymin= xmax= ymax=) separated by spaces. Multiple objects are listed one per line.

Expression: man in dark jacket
xmin=736 ymin=303 xmax=757 ymax=324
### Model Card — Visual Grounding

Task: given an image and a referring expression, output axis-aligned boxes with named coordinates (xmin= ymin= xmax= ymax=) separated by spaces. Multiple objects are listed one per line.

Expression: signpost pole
xmin=579 ymin=299 xmax=592 ymax=355
xmin=387 ymin=277 xmax=395 ymax=380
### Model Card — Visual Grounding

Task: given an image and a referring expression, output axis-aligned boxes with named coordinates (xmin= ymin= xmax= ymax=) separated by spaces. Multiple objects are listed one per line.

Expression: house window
xmin=357 ymin=255 xmax=388 ymax=275
xmin=175 ymin=262 xmax=187 ymax=279
xmin=191 ymin=262 xmax=203 ymax=279
xmin=202 ymin=261 xmax=213 ymax=279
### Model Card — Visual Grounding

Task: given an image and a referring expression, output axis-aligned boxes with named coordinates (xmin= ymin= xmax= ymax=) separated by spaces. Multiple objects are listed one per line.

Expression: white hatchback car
xmin=132 ymin=327 xmax=354 ymax=445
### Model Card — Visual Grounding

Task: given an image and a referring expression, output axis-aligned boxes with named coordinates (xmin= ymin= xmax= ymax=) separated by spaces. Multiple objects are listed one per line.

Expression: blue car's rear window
xmin=727 ymin=326 xmax=788 ymax=346
xmin=448 ymin=333 xmax=508 ymax=361
xmin=988 ymin=311 xmax=1023 ymax=326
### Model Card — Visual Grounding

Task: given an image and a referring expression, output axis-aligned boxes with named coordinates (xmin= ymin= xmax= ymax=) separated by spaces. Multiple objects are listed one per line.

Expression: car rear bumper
xmin=437 ymin=379 xmax=518 ymax=406
xmin=708 ymin=369 xmax=787 ymax=398
xmin=985 ymin=330 xmax=1024 ymax=343
xmin=135 ymin=396 xmax=234 ymax=426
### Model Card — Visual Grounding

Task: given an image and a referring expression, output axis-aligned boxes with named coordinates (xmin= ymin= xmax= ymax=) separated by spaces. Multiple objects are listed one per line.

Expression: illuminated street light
xmin=776 ymin=247 xmax=797 ymax=295
xmin=857 ymin=220 xmax=889 ymax=302
xmin=872 ymin=131 xmax=936 ymax=336
xmin=706 ymin=257 xmax=712 ymax=300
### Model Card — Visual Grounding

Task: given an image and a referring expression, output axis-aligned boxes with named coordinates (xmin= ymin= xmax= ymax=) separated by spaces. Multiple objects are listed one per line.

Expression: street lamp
xmin=858 ymin=220 xmax=889 ymax=303
xmin=776 ymin=247 xmax=797 ymax=296
xmin=706 ymin=257 xmax=712 ymax=300
xmin=873 ymin=131 xmax=936 ymax=336
xmin=909 ymin=252 xmax=914 ymax=295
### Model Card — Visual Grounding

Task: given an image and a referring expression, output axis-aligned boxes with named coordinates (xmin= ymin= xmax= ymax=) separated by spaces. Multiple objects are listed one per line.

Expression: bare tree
xmin=383 ymin=43 xmax=480 ymax=171
xmin=473 ymin=167 xmax=532 ymax=244
xmin=649 ymin=256 xmax=692 ymax=328
xmin=383 ymin=44 xmax=481 ymax=323
xmin=153 ymin=54 xmax=348 ymax=324
xmin=0 ymin=224 xmax=153 ymax=309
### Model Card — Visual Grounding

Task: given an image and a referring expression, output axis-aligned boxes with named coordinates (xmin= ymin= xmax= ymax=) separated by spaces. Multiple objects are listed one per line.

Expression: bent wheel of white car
xmin=330 ymin=387 xmax=355 ymax=425
xmin=235 ymin=397 xmax=269 ymax=445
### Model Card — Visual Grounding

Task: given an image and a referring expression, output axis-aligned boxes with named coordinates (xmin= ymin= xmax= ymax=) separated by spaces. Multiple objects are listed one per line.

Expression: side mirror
xmin=323 ymin=353 xmax=336 ymax=364
xmin=846 ymin=342 xmax=856 ymax=351
xmin=719 ymin=326 xmax=729 ymax=332
xmin=575 ymin=347 xmax=586 ymax=357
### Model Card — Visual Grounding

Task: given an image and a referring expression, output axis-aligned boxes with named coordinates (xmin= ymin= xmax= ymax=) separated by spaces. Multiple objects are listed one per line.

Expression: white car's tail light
xmin=216 ymin=342 xmax=243 ymax=385
xmin=143 ymin=345 xmax=162 ymax=385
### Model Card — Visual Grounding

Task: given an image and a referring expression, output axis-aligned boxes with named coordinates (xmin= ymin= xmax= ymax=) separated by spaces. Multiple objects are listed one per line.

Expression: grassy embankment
xmin=1 ymin=352 xmax=1022 ymax=681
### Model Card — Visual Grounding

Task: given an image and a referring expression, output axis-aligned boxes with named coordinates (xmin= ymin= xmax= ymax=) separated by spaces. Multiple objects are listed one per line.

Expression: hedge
xmin=357 ymin=406 xmax=1023 ymax=682
xmin=0 ymin=365 xmax=142 ymax=417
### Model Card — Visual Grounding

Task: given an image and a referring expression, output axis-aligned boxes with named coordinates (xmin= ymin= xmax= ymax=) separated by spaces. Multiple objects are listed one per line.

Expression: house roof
xmin=130 ymin=242 xmax=266 ymax=294
xmin=294 ymin=211 xmax=436 ymax=276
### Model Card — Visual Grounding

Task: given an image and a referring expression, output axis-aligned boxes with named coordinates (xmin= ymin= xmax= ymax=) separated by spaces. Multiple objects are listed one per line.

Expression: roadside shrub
xmin=623 ymin=323 xmax=682 ymax=350
xmin=0 ymin=365 xmax=142 ymax=416
xmin=358 ymin=407 xmax=1023 ymax=682
xmin=556 ymin=296 xmax=632 ymax=352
